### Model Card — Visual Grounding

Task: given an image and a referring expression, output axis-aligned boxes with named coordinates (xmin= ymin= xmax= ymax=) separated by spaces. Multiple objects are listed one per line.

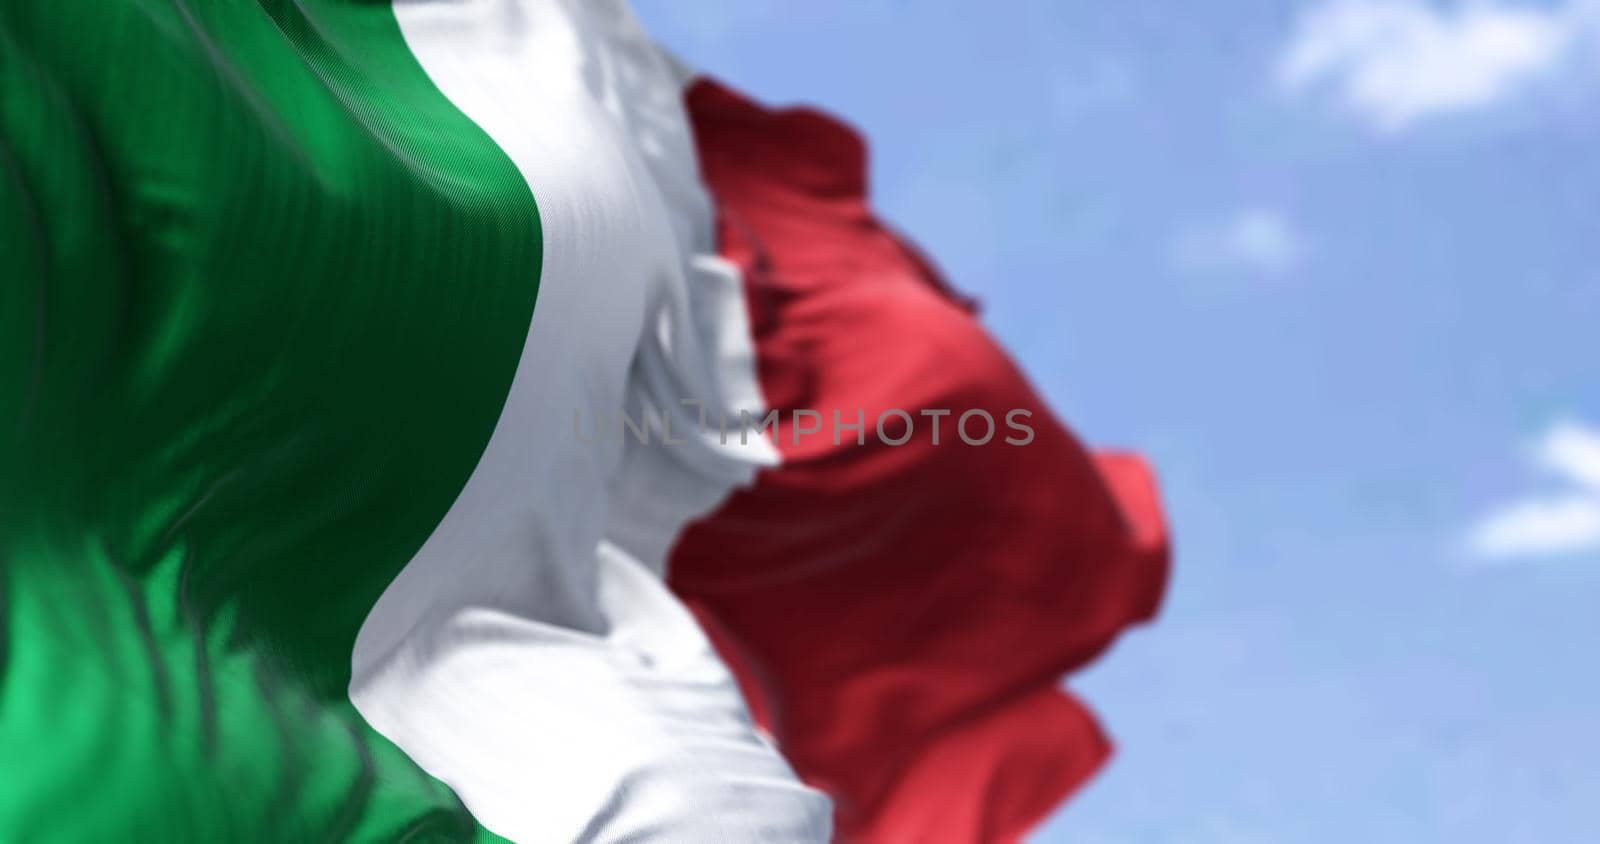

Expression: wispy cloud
xmin=1535 ymin=419 xmax=1600 ymax=488
xmin=1280 ymin=0 xmax=1600 ymax=131
xmin=1174 ymin=209 xmax=1305 ymax=277
xmin=1468 ymin=420 xmax=1600 ymax=560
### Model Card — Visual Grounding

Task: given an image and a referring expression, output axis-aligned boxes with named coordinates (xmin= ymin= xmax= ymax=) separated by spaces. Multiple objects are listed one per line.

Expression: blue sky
xmin=631 ymin=1 xmax=1600 ymax=840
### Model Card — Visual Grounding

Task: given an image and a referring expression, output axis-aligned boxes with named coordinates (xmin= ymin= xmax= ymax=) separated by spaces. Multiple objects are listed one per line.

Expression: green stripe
xmin=2 ymin=0 xmax=539 ymax=838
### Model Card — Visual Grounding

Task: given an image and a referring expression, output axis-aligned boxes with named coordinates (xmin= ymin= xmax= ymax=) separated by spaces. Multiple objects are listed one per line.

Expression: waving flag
xmin=670 ymin=80 xmax=1170 ymax=844
xmin=1 ymin=1 xmax=1165 ymax=842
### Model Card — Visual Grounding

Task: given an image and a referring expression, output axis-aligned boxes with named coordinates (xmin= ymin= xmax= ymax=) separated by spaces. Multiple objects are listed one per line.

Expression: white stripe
xmin=350 ymin=1 xmax=821 ymax=841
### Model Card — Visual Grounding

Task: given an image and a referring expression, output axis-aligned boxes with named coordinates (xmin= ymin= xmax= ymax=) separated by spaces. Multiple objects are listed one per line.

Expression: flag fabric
xmin=669 ymin=80 xmax=1170 ymax=844
xmin=0 ymin=1 xmax=1165 ymax=842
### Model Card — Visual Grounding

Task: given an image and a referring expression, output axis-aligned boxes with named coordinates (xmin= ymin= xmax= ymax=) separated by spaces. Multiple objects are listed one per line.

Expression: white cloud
xmin=1535 ymin=419 xmax=1600 ymax=488
xmin=1468 ymin=494 xmax=1600 ymax=558
xmin=1174 ymin=209 xmax=1305 ymax=276
xmin=1467 ymin=419 xmax=1600 ymax=560
xmin=1280 ymin=0 xmax=1599 ymax=131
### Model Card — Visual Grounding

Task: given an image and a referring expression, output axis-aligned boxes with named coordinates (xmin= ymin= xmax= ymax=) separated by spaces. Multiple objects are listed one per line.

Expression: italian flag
xmin=0 ymin=2 xmax=1168 ymax=842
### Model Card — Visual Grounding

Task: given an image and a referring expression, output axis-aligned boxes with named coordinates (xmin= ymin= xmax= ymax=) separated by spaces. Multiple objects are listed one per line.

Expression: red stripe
xmin=671 ymin=79 xmax=1170 ymax=843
